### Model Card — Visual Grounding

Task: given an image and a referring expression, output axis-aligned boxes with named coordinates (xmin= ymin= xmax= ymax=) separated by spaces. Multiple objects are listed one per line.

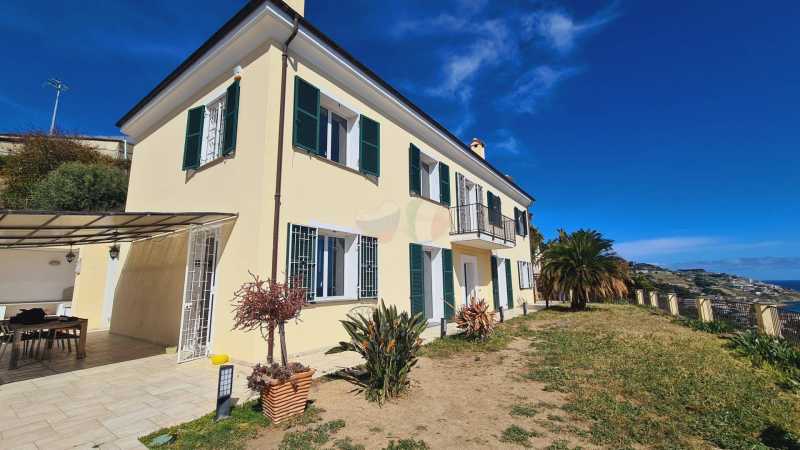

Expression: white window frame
xmin=417 ymin=151 xmax=440 ymax=202
xmin=199 ymin=91 xmax=227 ymax=167
xmin=318 ymin=90 xmax=361 ymax=171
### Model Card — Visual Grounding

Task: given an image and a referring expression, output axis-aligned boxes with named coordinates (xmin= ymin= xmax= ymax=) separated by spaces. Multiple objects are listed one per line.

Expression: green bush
xmin=676 ymin=318 xmax=736 ymax=334
xmin=0 ymin=132 xmax=125 ymax=208
xmin=729 ymin=330 xmax=800 ymax=387
xmin=327 ymin=300 xmax=427 ymax=405
xmin=29 ymin=162 xmax=128 ymax=211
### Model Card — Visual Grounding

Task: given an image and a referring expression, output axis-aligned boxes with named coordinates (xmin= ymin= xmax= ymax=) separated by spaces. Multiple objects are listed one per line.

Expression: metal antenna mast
xmin=45 ymin=78 xmax=69 ymax=135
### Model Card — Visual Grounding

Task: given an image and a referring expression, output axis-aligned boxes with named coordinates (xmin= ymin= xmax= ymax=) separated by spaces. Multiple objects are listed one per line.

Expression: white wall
xmin=0 ymin=249 xmax=77 ymax=304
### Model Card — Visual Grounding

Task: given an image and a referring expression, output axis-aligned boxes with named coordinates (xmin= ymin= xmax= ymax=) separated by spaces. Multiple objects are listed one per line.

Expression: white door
xmin=460 ymin=255 xmax=478 ymax=306
xmin=177 ymin=227 xmax=220 ymax=363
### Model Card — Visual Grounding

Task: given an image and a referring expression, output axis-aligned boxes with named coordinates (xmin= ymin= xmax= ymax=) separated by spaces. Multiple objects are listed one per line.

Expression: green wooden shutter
xmin=222 ymin=80 xmax=240 ymax=156
xmin=439 ymin=163 xmax=450 ymax=206
xmin=513 ymin=207 xmax=520 ymax=235
xmin=293 ymin=76 xmax=320 ymax=153
xmin=182 ymin=106 xmax=204 ymax=170
xmin=491 ymin=255 xmax=500 ymax=310
xmin=409 ymin=243 xmax=424 ymax=316
xmin=442 ymin=248 xmax=454 ymax=319
xmin=359 ymin=115 xmax=380 ymax=176
xmin=409 ymin=144 xmax=421 ymax=195
xmin=505 ymin=258 xmax=514 ymax=309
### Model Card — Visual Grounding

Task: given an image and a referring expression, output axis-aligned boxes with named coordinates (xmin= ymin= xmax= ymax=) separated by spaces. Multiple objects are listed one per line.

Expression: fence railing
xmin=449 ymin=203 xmax=516 ymax=244
xmin=630 ymin=289 xmax=799 ymax=345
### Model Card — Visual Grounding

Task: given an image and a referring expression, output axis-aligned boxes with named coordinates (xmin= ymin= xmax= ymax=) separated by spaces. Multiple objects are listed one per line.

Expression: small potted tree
xmin=232 ymin=273 xmax=314 ymax=423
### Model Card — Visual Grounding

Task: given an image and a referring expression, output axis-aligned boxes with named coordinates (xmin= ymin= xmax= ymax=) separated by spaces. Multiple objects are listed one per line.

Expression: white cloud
xmin=500 ymin=65 xmax=579 ymax=114
xmin=523 ymin=5 xmax=619 ymax=54
xmin=492 ymin=129 xmax=521 ymax=155
xmin=614 ymin=237 xmax=719 ymax=259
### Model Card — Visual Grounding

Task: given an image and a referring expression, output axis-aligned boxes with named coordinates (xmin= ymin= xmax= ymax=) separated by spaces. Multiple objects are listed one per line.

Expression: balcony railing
xmin=449 ymin=203 xmax=516 ymax=245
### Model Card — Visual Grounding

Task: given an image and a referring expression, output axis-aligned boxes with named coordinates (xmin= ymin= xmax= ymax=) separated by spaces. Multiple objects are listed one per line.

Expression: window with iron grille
xmin=359 ymin=235 xmax=378 ymax=298
xmin=288 ymin=223 xmax=378 ymax=301
xmin=200 ymin=93 xmax=227 ymax=166
xmin=287 ymin=224 xmax=317 ymax=300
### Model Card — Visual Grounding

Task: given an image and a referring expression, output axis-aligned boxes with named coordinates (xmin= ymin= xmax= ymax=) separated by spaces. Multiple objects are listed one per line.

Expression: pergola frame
xmin=0 ymin=210 xmax=237 ymax=249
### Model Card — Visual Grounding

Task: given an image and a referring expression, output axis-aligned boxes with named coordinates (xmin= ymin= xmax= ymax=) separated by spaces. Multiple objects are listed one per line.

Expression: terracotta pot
xmin=260 ymin=369 xmax=315 ymax=423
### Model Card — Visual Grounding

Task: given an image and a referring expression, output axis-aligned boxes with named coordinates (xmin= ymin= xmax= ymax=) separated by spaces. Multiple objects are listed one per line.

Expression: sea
xmin=766 ymin=280 xmax=800 ymax=312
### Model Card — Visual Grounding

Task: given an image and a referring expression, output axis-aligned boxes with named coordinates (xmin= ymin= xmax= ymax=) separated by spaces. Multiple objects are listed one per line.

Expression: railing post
xmin=635 ymin=289 xmax=645 ymax=305
xmin=667 ymin=293 xmax=679 ymax=316
xmin=697 ymin=297 xmax=714 ymax=322
xmin=754 ymin=303 xmax=780 ymax=336
xmin=649 ymin=291 xmax=659 ymax=308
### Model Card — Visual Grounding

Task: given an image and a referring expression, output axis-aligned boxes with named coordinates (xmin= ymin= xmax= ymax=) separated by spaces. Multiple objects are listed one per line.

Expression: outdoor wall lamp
xmin=65 ymin=247 xmax=76 ymax=263
xmin=109 ymin=243 xmax=120 ymax=260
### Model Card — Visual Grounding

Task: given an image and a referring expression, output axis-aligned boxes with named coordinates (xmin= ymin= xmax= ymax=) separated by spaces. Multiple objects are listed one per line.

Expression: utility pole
xmin=45 ymin=78 xmax=69 ymax=135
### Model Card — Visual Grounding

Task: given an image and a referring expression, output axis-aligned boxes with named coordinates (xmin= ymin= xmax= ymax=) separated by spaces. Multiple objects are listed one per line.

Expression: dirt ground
xmin=248 ymin=322 xmax=594 ymax=449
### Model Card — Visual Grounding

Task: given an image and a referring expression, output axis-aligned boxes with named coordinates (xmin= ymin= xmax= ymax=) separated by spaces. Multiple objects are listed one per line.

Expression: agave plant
xmin=326 ymin=300 xmax=427 ymax=405
xmin=455 ymin=297 xmax=495 ymax=340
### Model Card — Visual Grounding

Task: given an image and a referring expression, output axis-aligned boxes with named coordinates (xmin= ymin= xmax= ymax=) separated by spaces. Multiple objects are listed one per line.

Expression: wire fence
xmin=775 ymin=306 xmax=800 ymax=346
xmin=709 ymin=297 xmax=757 ymax=331
xmin=676 ymin=297 xmax=699 ymax=319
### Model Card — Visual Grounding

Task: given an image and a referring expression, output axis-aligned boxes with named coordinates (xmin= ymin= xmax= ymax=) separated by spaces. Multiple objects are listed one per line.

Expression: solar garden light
xmin=523 ymin=302 xmax=528 ymax=316
xmin=440 ymin=317 xmax=446 ymax=338
xmin=499 ymin=306 xmax=505 ymax=323
xmin=216 ymin=364 xmax=235 ymax=421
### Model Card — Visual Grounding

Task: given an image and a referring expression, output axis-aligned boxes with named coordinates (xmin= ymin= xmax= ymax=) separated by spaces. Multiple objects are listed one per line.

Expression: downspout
xmin=271 ymin=17 xmax=299 ymax=281
xmin=267 ymin=17 xmax=299 ymax=365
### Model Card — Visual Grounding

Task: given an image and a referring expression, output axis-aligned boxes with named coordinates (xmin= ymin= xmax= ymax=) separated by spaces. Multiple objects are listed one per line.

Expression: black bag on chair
xmin=10 ymin=308 xmax=46 ymax=324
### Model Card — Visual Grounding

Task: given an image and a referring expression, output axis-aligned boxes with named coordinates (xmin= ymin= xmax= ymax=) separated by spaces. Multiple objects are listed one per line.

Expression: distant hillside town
xmin=630 ymin=262 xmax=800 ymax=303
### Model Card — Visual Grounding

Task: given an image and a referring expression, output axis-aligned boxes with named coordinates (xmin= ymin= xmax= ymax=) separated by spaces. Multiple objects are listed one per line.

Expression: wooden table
xmin=4 ymin=318 xmax=88 ymax=370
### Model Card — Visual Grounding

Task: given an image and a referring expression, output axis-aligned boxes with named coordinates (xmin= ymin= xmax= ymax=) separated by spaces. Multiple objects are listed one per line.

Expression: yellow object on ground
xmin=210 ymin=354 xmax=230 ymax=365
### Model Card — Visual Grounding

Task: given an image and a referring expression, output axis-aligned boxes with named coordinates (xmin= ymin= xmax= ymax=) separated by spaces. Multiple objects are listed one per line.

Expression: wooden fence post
xmin=667 ymin=293 xmax=679 ymax=316
xmin=754 ymin=303 xmax=780 ymax=336
xmin=696 ymin=297 xmax=714 ymax=322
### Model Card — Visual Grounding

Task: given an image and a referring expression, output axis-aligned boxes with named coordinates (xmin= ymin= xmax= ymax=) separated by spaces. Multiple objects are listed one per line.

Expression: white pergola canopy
xmin=0 ymin=210 xmax=237 ymax=249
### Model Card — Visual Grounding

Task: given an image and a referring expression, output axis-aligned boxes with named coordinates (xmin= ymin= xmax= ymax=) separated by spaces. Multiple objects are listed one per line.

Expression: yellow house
xmin=75 ymin=0 xmax=536 ymax=364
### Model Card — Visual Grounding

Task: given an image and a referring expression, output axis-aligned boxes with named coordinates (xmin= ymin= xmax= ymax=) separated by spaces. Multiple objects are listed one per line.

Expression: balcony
xmin=449 ymin=203 xmax=516 ymax=249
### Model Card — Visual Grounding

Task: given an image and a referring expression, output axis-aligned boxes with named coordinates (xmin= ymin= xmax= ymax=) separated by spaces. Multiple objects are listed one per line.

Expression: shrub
xmin=29 ymin=162 xmax=128 ymax=211
xmin=676 ymin=318 xmax=736 ymax=334
xmin=326 ymin=300 xmax=427 ymax=405
xmin=1 ymin=132 xmax=124 ymax=208
xmin=729 ymin=330 xmax=800 ymax=387
xmin=232 ymin=273 xmax=308 ymax=385
xmin=454 ymin=297 xmax=495 ymax=340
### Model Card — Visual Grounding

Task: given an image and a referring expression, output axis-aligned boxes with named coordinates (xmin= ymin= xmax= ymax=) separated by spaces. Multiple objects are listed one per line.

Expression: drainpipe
xmin=271 ymin=18 xmax=299 ymax=280
xmin=267 ymin=17 xmax=299 ymax=364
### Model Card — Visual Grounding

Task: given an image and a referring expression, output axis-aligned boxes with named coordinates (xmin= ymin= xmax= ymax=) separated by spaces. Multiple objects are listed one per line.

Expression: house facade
xmin=75 ymin=0 xmax=536 ymax=364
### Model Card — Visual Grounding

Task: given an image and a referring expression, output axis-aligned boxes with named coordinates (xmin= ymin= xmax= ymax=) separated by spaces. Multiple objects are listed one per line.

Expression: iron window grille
xmin=359 ymin=235 xmax=378 ymax=298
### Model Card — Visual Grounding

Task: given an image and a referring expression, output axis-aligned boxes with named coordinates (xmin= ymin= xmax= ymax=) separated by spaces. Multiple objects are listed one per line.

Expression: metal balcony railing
xmin=449 ymin=203 xmax=516 ymax=244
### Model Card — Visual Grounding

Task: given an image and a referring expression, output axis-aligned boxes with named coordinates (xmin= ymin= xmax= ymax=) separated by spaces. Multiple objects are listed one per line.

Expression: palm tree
xmin=540 ymin=229 xmax=630 ymax=310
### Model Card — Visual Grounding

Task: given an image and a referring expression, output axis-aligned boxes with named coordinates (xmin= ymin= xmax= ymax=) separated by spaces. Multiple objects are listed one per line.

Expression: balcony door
xmin=456 ymin=174 xmax=483 ymax=234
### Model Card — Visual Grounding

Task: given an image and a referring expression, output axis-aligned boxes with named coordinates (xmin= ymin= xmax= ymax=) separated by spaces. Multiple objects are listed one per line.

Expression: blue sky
xmin=2 ymin=1 xmax=799 ymax=280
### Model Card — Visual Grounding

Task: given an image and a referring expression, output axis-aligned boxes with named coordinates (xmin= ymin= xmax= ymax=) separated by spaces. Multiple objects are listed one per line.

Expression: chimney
xmin=284 ymin=0 xmax=305 ymax=16
xmin=470 ymin=138 xmax=485 ymax=159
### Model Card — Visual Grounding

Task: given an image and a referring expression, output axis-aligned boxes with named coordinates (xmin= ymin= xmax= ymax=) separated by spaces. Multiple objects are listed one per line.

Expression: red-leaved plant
xmin=232 ymin=272 xmax=307 ymax=374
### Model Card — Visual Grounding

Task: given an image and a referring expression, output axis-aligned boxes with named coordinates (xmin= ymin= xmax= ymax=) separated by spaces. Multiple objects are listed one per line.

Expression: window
xmin=293 ymin=76 xmax=380 ymax=176
xmin=514 ymin=208 xmax=528 ymax=236
xmin=183 ymin=80 xmax=239 ymax=170
xmin=487 ymin=191 xmax=502 ymax=226
xmin=518 ymin=261 xmax=533 ymax=289
xmin=287 ymin=223 xmax=378 ymax=301
xmin=409 ymin=144 xmax=450 ymax=205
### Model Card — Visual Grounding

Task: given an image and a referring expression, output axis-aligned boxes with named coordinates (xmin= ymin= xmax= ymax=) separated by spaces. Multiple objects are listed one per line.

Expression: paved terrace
xmin=0 ymin=303 xmax=548 ymax=449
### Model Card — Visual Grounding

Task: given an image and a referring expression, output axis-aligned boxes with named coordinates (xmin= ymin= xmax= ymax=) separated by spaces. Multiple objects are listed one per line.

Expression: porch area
xmin=0 ymin=331 xmax=252 ymax=450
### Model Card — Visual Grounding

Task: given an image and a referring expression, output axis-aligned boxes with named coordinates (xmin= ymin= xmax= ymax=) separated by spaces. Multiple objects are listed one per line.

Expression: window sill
xmin=304 ymin=297 xmax=378 ymax=308
xmin=410 ymin=193 xmax=449 ymax=208
xmin=294 ymin=146 xmax=377 ymax=182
